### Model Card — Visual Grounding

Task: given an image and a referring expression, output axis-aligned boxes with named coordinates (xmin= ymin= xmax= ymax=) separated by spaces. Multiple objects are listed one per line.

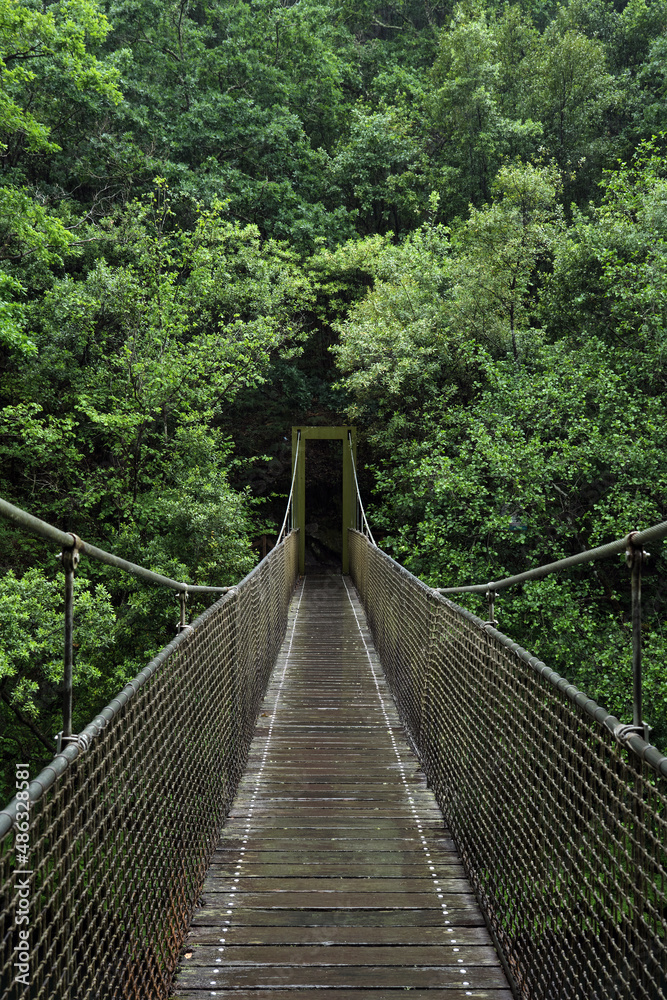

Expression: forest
xmin=1 ymin=0 xmax=666 ymax=800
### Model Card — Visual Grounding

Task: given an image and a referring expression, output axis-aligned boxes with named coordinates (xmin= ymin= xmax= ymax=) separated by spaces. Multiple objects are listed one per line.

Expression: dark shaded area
xmin=304 ymin=439 xmax=343 ymax=570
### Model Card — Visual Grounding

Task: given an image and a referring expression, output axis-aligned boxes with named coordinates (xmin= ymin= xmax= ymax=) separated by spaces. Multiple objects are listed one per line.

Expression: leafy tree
xmin=0 ymin=0 xmax=120 ymax=163
xmin=330 ymin=102 xmax=429 ymax=235
xmin=429 ymin=3 xmax=541 ymax=212
xmin=334 ymin=161 xmax=563 ymax=426
xmin=0 ymin=0 xmax=122 ymax=350
xmin=3 ymin=183 xmax=312 ymax=515
xmin=100 ymin=0 xmax=360 ymax=246
xmin=542 ymin=137 xmax=667 ymax=353
xmin=635 ymin=34 xmax=667 ymax=139
xmin=520 ymin=11 xmax=617 ymax=197
xmin=565 ymin=0 xmax=667 ymax=76
xmin=331 ymin=216 xmax=474 ymax=432
xmin=449 ymin=159 xmax=563 ymax=358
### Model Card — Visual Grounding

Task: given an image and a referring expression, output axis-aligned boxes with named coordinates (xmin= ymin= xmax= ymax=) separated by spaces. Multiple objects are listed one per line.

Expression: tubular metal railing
xmin=0 ymin=507 xmax=299 ymax=999
xmin=349 ymin=529 xmax=667 ymax=1000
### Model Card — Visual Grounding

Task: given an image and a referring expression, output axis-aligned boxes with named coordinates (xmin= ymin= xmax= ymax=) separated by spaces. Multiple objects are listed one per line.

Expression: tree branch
xmin=0 ymin=689 xmax=55 ymax=754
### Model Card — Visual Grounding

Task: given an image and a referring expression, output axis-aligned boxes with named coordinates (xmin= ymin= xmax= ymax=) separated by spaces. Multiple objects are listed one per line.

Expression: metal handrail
xmin=1 ymin=469 xmax=303 ymax=740
xmin=436 ymin=519 xmax=667 ymax=595
xmin=0 ymin=497 xmax=230 ymax=595
xmin=350 ymin=523 xmax=667 ymax=766
xmin=0 ymin=603 xmax=207 ymax=840
xmin=0 ymin=495 xmax=235 ymax=740
xmin=347 ymin=430 xmax=376 ymax=546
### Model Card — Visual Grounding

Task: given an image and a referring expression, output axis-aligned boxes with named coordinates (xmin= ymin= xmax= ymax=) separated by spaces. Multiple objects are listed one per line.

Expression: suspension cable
xmin=276 ymin=429 xmax=301 ymax=545
xmin=348 ymin=431 xmax=377 ymax=546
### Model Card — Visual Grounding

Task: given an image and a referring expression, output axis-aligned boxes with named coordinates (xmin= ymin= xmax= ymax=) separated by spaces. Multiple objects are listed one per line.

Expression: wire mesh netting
xmin=349 ymin=530 xmax=667 ymax=1000
xmin=0 ymin=531 xmax=298 ymax=1000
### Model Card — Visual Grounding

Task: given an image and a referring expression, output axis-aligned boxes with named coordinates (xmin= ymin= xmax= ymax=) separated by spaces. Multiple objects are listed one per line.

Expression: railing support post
xmin=624 ymin=534 xmax=650 ymax=741
xmin=58 ymin=534 xmax=81 ymax=742
xmin=178 ymin=591 xmax=189 ymax=632
xmin=485 ymin=588 xmax=498 ymax=628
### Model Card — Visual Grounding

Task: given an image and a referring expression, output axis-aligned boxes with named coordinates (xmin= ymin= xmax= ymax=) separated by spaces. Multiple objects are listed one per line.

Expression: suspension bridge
xmin=0 ymin=427 xmax=666 ymax=1000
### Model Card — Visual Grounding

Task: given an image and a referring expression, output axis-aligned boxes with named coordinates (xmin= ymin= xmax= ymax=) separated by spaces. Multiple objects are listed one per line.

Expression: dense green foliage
xmin=1 ymin=0 xmax=666 ymax=799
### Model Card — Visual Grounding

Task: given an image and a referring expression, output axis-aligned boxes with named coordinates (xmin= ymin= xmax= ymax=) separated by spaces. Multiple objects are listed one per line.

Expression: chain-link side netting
xmin=349 ymin=530 xmax=667 ymax=1000
xmin=348 ymin=529 xmax=434 ymax=747
xmin=0 ymin=531 xmax=298 ymax=1000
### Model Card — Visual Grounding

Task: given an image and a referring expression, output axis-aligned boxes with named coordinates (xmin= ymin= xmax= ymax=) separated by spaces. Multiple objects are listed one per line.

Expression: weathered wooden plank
xmin=199 ymin=891 xmax=478 ymax=908
xmin=219 ymin=822 xmax=449 ymax=835
xmin=175 ymin=965 xmax=509 ymax=989
xmin=238 ymin=781 xmax=430 ymax=789
xmin=216 ymin=816 xmax=443 ymax=828
xmin=240 ymin=767 xmax=430 ymax=777
xmin=216 ymin=841 xmax=448 ymax=854
xmin=217 ymin=834 xmax=452 ymax=849
xmin=229 ymin=798 xmax=442 ymax=809
xmin=233 ymin=784 xmax=436 ymax=795
xmin=184 ymin=925 xmax=493 ymax=946
xmin=182 ymin=944 xmax=501 ymax=966
xmin=172 ymin=991 xmax=513 ymax=1000
xmin=208 ymin=863 xmax=466 ymax=877
xmin=228 ymin=811 xmax=445 ymax=821
xmin=190 ymin=907 xmax=487 ymax=927
xmin=212 ymin=851 xmax=463 ymax=878
xmin=202 ymin=876 xmax=473 ymax=893
xmin=212 ymin=845 xmax=457 ymax=858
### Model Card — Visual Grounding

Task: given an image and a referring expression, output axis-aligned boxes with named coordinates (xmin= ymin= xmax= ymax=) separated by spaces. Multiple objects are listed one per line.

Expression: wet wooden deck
xmin=173 ymin=574 xmax=511 ymax=1000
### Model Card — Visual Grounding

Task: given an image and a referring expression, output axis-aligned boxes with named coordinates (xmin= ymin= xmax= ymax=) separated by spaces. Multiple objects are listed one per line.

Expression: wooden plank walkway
xmin=173 ymin=574 xmax=511 ymax=1000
